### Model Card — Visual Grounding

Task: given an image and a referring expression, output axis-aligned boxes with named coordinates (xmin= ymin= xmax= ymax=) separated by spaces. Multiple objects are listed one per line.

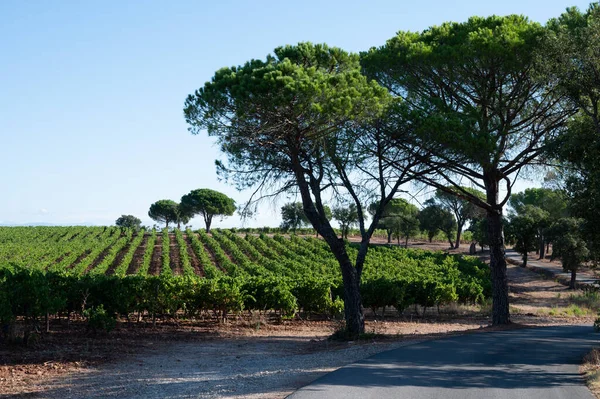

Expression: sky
xmin=0 ymin=0 xmax=592 ymax=228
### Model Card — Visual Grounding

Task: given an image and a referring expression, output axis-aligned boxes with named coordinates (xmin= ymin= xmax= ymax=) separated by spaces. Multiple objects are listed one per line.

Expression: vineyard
xmin=0 ymin=226 xmax=491 ymax=331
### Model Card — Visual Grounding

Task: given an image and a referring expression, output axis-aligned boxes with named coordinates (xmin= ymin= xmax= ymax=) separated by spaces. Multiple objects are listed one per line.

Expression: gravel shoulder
xmin=29 ymin=337 xmax=432 ymax=399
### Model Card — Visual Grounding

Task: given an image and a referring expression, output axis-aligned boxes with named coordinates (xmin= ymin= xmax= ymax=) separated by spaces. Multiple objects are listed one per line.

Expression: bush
xmin=84 ymin=304 xmax=116 ymax=333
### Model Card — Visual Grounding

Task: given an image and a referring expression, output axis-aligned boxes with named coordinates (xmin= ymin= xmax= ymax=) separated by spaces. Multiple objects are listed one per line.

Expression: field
xmin=2 ymin=227 xmax=598 ymax=398
xmin=0 ymin=226 xmax=490 ymax=331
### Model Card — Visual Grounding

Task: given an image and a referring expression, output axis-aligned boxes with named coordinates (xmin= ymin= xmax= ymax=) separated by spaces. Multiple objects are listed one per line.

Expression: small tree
xmin=419 ymin=205 xmax=457 ymax=247
xmin=180 ymin=189 xmax=236 ymax=233
xmin=175 ymin=204 xmax=193 ymax=230
xmin=369 ymin=198 xmax=417 ymax=244
xmin=332 ymin=204 xmax=359 ymax=239
xmin=470 ymin=217 xmax=489 ymax=252
xmin=427 ymin=188 xmax=485 ymax=249
xmin=438 ymin=210 xmax=458 ymax=250
xmin=509 ymin=188 xmax=567 ymax=258
xmin=148 ymin=200 xmax=179 ymax=228
xmin=280 ymin=202 xmax=310 ymax=232
xmin=506 ymin=206 xmax=549 ymax=267
xmin=115 ymin=215 xmax=142 ymax=230
xmin=389 ymin=215 xmax=420 ymax=247
xmin=551 ymin=218 xmax=589 ymax=289
xmin=380 ymin=199 xmax=420 ymax=247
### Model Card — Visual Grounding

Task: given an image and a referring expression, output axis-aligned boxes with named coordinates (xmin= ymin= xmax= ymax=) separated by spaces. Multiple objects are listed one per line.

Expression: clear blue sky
xmin=0 ymin=0 xmax=591 ymax=228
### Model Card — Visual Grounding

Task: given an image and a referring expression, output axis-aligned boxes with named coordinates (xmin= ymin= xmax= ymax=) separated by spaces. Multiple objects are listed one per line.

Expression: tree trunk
xmin=522 ymin=251 xmax=528 ymax=268
xmin=487 ymin=208 xmax=510 ymax=325
xmin=570 ymin=269 xmax=577 ymax=289
xmin=539 ymin=235 xmax=545 ymax=260
xmin=469 ymin=242 xmax=477 ymax=255
xmin=405 ymin=235 xmax=409 ymax=248
xmin=397 ymin=235 xmax=400 ymax=246
xmin=448 ymin=236 xmax=455 ymax=249
xmin=321 ymin=236 xmax=364 ymax=337
xmin=340 ymin=258 xmax=364 ymax=336
xmin=455 ymin=222 xmax=463 ymax=249
xmin=387 ymin=230 xmax=392 ymax=244
xmin=290 ymin=157 xmax=365 ymax=338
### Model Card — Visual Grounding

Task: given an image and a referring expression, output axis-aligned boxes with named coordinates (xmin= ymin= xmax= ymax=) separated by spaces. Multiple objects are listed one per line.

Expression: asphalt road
xmin=288 ymin=325 xmax=598 ymax=399
xmin=505 ymin=250 xmax=600 ymax=288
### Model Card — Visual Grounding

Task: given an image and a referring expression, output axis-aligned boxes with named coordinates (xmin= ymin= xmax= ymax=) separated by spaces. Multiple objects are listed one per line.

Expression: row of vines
xmin=0 ymin=226 xmax=491 ymax=333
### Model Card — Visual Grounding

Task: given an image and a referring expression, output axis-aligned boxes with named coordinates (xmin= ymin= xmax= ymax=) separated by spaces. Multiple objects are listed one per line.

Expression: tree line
xmin=184 ymin=4 xmax=600 ymax=336
xmin=505 ymin=187 xmax=590 ymax=290
xmin=115 ymin=189 xmax=236 ymax=232
xmin=279 ymin=187 xmax=484 ymax=249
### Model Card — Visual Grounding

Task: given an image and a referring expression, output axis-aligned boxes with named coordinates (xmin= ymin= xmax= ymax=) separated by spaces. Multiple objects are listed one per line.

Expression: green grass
xmin=569 ymin=290 xmax=600 ymax=311
xmin=542 ymin=304 xmax=592 ymax=317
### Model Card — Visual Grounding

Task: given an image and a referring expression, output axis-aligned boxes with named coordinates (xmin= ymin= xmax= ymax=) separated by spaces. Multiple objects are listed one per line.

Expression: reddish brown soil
xmin=169 ymin=234 xmax=182 ymax=275
xmin=127 ymin=234 xmax=149 ymax=274
xmin=52 ymin=252 xmax=70 ymax=265
xmin=66 ymin=250 xmax=91 ymax=270
xmin=197 ymin=233 xmax=225 ymax=273
xmin=83 ymin=244 xmax=114 ymax=274
xmin=184 ymin=234 xmax=204 ymax=276
xmin=216 ymin=239 xmax=238 ymax=265
xmin=56 ymin=230 xmax=72 ymax=241
xmin=106 ymin=234 xmax=138 ymax=275
xmin=148 ymin=236 xmax=162 ymax=276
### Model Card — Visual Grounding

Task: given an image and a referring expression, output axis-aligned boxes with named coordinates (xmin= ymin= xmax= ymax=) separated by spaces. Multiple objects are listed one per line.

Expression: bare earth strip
xmin=106 ymin=235 xmax=135 ymax=275
xmin=148 ymin=235 xmax=162 ymax=276
xmin=127 ymin=234 xmax=149 ymax=275
xmin=169 ymin=233 xmax=182 ymax=276
xmin=184 ymin=234 xmax=204 ymax=276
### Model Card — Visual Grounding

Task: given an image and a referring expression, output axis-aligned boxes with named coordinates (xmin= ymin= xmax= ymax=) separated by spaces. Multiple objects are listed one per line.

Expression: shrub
xmin=84 ymin=304 xmax=116 ymax=333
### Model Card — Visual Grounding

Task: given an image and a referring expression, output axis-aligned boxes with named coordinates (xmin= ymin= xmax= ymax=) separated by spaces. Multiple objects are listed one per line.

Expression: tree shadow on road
xmin=296 ymin=325 xmax=597 ymax=392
